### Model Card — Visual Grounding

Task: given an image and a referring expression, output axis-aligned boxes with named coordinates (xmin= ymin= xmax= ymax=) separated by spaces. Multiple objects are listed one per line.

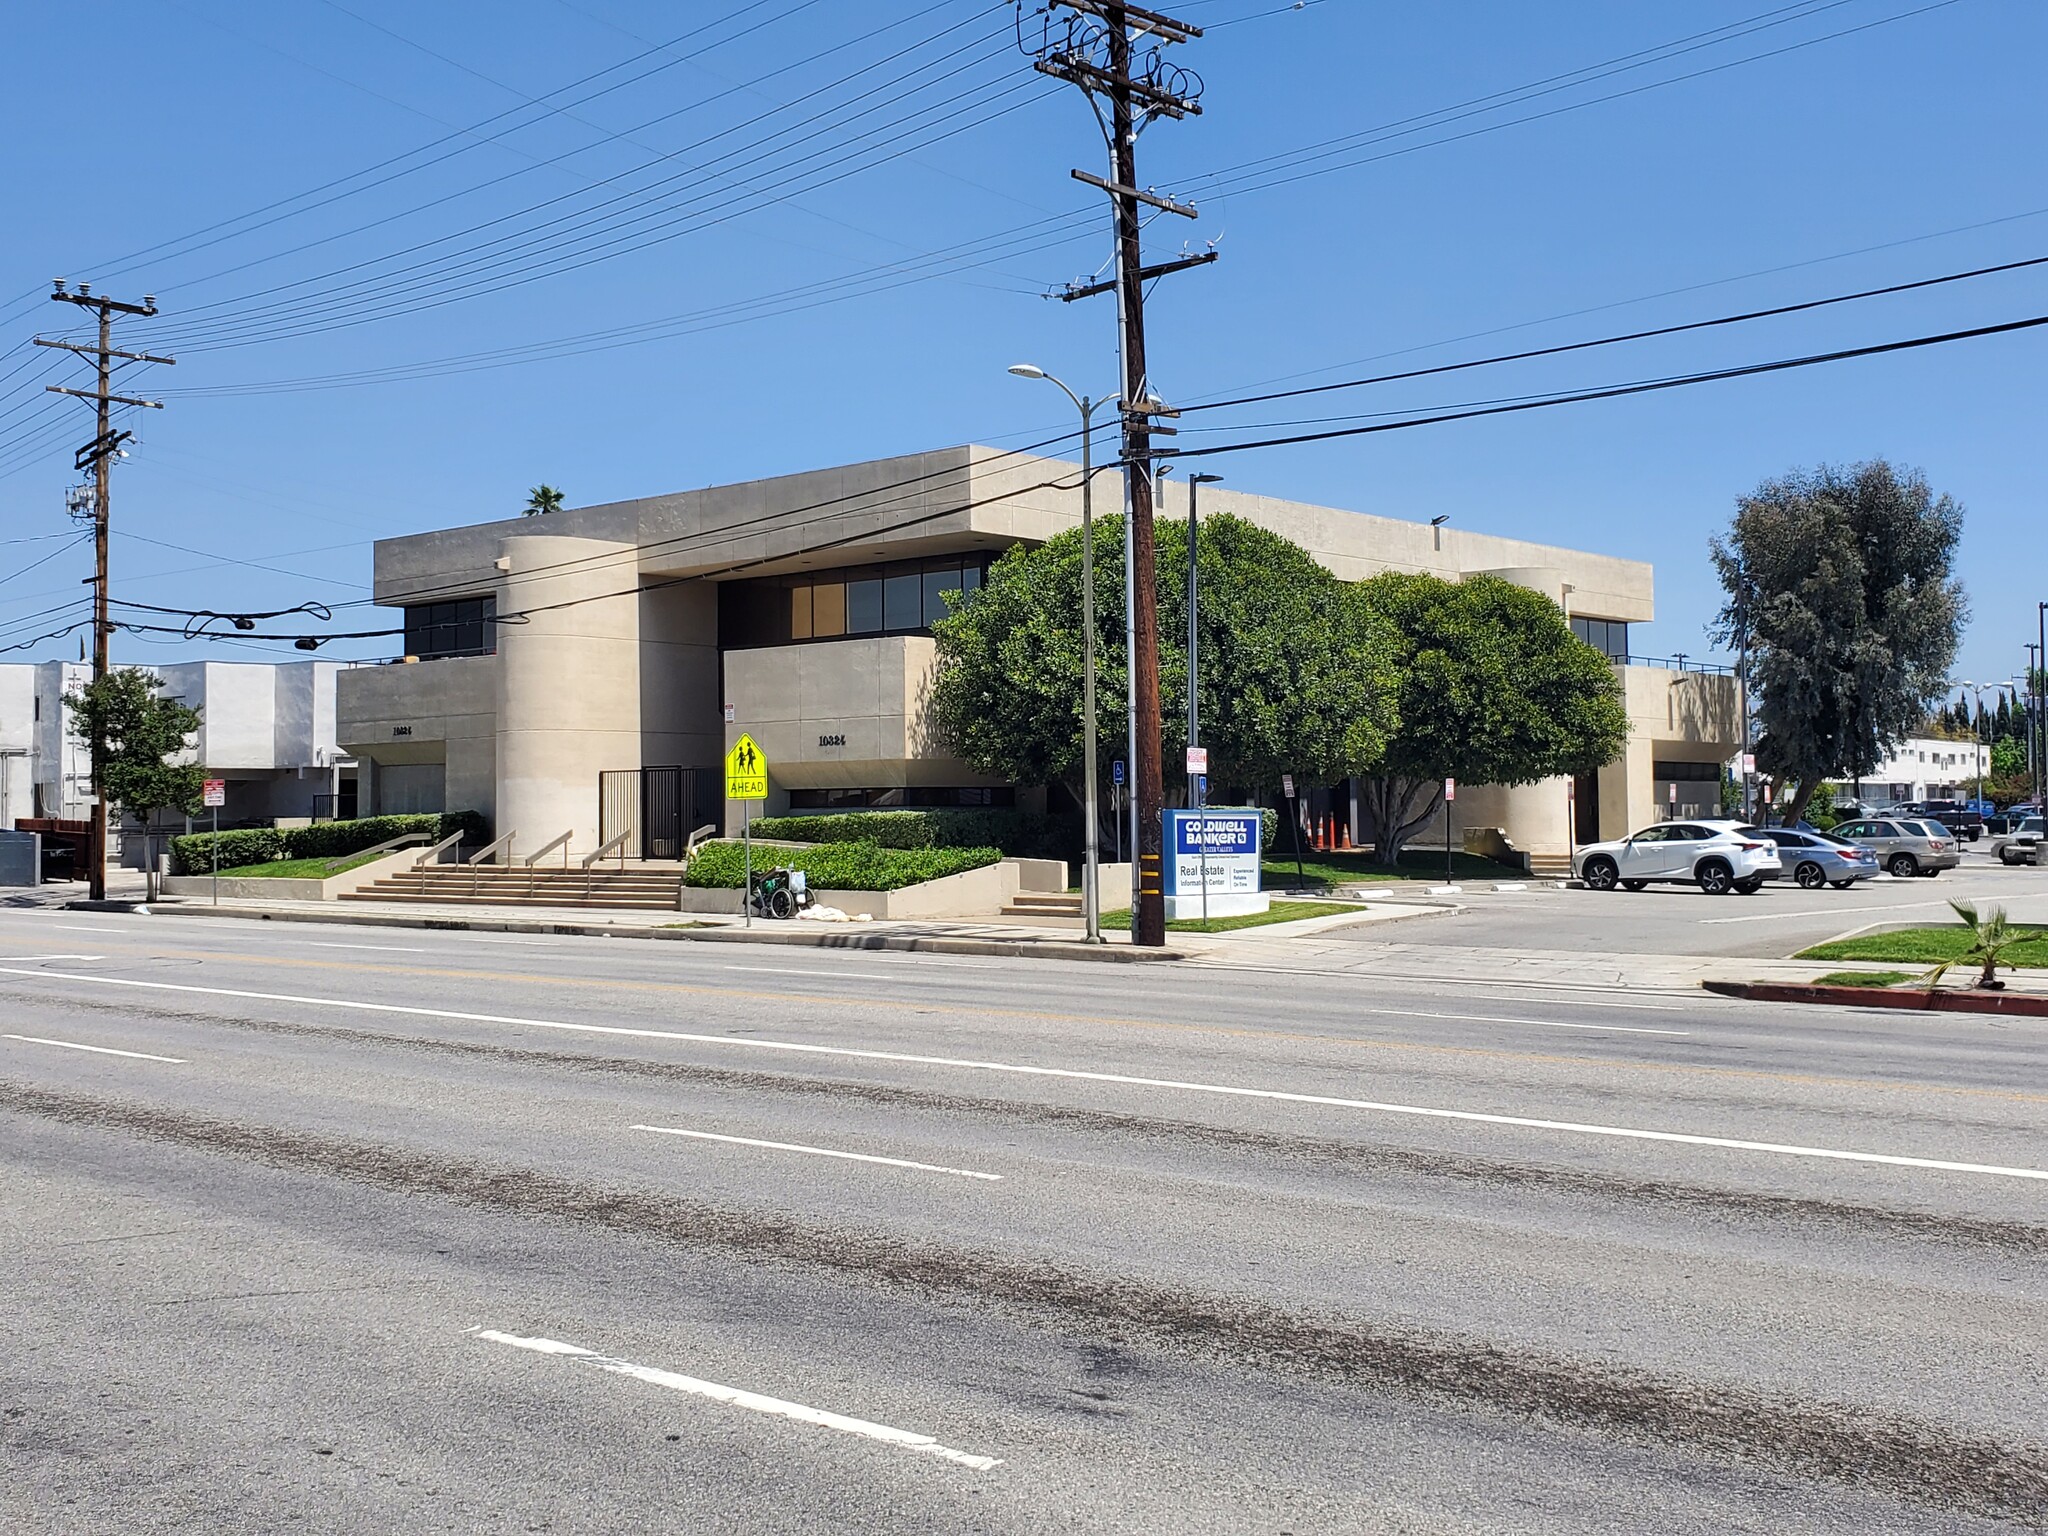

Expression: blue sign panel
xmin=1163 ymin=809 xmax=1262 ymax=896
xmin=1112 ymin=759 xmax=1126 ymax=786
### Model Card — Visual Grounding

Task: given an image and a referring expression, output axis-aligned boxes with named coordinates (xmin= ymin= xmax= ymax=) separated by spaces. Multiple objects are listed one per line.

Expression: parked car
xmin=1991 ymin=816 xmax=2045 ymax=866
xmin=1990 ymin=802 xmax=2044 ymax=835
xmin=1829 ymin=797 xmax=1880 ymax=820
xmin=1575 ymin=820 xmax=1782 ymax=895
xmin=1892 ymin=799 xmax=1985 ymax=841
xmin=1758 ymin=827 xmax=1880 ymax=889
xmin=1828 ymin=816 xmax=1962 ymax=877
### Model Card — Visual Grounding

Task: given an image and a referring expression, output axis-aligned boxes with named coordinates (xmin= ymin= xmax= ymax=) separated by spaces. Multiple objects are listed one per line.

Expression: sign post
xmin=1281 ymin=773 xmax=1306 ymax=892
xmin=1443 ymin=777 xmax=1456 ymax=884
xmin=1185 ymin=747 xmax=1210 ymax=928
xmin=724 ymin=733 xmax=769 ymax=927
xmin=203 ymin=778 xmax=226 ymax=906
xmin=1112 ymin=760 xmax=1125 ymax=865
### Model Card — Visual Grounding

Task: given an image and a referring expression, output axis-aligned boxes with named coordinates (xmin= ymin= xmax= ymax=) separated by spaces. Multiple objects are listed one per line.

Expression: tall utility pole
xmin=40 ymin=282 xmax=171 ymax=900
xmin=1034 ymin=0 xmax=1212 ymax=946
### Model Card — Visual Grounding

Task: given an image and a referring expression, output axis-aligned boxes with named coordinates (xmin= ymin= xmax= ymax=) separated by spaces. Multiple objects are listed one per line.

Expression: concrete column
xmin=494 ymin=535 xmax=641 ymax=858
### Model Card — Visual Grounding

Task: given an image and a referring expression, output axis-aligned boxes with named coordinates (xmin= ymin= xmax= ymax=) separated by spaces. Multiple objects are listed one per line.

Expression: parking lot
xmin=1345 ymin=850 xmax=2048 ymax=960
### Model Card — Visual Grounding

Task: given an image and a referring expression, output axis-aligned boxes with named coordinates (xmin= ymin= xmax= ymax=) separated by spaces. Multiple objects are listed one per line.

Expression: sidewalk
xmin=98 ymin=886 xmax=1443 ymax=963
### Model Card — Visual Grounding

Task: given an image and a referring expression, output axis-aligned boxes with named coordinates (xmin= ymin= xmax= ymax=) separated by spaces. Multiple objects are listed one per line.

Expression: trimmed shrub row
xmin=685 ymin=839 xmax=1001 ymax=892
xmin=169 ymin=811 xmax=486 ymax=876
xmin=750 ymin=808 xmax=1070 ymax=861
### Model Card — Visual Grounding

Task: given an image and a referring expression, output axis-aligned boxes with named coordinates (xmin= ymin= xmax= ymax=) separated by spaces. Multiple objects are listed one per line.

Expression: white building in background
xmin=0 ymin=659 xmax=356 ymax=845
xmin=1827 ymin=734 xmax=1991 ymax=805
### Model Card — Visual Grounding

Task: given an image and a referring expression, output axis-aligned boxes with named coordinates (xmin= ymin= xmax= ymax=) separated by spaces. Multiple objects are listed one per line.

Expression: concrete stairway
xmin=341 ymin=863 xmax=686 ymax=911
xmin=1000 ymin=890 xmax=1084 ymax=921
xmin=1526 ymin=852 xmax=1575 ymax=879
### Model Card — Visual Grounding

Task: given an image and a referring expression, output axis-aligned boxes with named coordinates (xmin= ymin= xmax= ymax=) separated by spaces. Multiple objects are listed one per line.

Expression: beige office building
xmin=336 ymin=446 xmax=1739 ymax=870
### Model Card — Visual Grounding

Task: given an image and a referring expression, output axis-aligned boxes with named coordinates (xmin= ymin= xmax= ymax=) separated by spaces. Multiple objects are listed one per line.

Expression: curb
xmin=1701 ymin=978 xmax=2048 ymax=1016
xmin=140 ymin=902 xmax=1185 ymax=963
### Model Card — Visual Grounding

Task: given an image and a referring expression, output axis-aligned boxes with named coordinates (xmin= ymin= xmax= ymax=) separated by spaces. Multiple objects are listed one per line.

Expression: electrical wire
xmin=1174 ymin=251 xmax=2048 ymax=415
xmin=1154 ymin=309 xmax=2048 ymax=460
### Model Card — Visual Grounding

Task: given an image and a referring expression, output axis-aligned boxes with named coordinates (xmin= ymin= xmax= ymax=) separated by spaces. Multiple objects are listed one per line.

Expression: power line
xmin=1176 ymin=251 xmax=2048 ymax=415
xmin=1154 ymin=309 xmax=2048 ymax=460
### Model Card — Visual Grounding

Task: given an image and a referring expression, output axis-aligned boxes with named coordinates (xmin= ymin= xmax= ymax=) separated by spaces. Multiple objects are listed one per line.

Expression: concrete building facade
xmin=1825 ymin=734 xmax=1993 ymax=806
xmin=336 ymin=446 xmax=1740 ymax=865
xmin=0 ymin=659 xmax=356 ymax=845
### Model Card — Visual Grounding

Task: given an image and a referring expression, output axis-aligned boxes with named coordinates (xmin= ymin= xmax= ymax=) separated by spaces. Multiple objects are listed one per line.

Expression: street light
xmin=1007 ymin=363 xmax=1112 ymax=942
xmin=1953 ymin=679 xmax=2012 ymax=814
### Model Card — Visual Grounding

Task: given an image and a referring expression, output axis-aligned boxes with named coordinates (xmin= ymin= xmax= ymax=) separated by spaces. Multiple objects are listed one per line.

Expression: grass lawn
xmin=1259 ymin=848 xmax=1528 ymax=888
xmin=1809 ymin=970 xmax=1916 ymax=988
xmin=1097 ymin=899 xmax=1359 ymax=934
xmin=217 ymin=850 xmax=385 ymax=879
xmin=1797 ymin=926 xmax=2048 ymax=968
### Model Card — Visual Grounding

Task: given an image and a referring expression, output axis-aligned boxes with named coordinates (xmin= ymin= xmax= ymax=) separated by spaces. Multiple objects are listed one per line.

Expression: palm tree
xmin=523 ymin=484 xmax=565 ymax=517
xmin=1924 ymin=899 xmax=2024 ymax=991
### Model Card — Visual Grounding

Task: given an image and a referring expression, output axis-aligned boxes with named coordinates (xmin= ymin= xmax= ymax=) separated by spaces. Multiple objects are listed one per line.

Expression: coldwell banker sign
xmin=1163 ymin=808 xmax=1269 ymax=920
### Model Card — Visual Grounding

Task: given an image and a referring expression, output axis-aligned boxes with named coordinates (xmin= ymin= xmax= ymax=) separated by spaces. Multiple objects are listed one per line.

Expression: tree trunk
xmin=1780 ymin=778 xmax=1819 ymax=827
xmin=1358 ymin=774 xmax=1445 ymax=868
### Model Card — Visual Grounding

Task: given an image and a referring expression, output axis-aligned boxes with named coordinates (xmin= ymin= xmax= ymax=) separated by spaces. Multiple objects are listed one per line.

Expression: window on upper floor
xmin=402 ymin=595 xmax=496 ymax=659
xmin=1570 ymin=615 xmax=1629 ymax=662
xmin=718 ymin=555 xmax=992 ymax=650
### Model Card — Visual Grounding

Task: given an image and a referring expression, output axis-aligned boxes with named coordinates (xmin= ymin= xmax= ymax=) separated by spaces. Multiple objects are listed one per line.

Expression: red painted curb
xmin=1701 ymin=979 xmax=2048 ymax=1016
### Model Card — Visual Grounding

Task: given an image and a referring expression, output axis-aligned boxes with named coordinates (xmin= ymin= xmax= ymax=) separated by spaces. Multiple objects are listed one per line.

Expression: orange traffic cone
xmin=1311 ymin=815 xmax=1325 ymax=851
xmin=1339 ymin=821 xmax=1353 ymax=851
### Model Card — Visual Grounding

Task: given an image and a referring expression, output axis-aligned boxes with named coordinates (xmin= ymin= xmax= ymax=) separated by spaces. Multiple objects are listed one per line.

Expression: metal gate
xmin=598 ymin=767 xmax=710 ymax=860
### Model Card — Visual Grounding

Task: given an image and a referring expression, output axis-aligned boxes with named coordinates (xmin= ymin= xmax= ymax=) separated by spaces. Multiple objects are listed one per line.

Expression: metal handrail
xmin=524 ymin=829 xmax=573 ymax=868
xmin=684 ymin=822 xmax=719 ymax=862
xmin=581 ymin=830 xmax=632 ymax=870
xmin=466 ymin=829 xmax=515 ymax=896
xmin=412 ymin=829 xmax=465 ymax=867
xmin=322 ymin=828 xmax=432 ymax=874
xmin=467 ymin=830 xmax=515 ymax=866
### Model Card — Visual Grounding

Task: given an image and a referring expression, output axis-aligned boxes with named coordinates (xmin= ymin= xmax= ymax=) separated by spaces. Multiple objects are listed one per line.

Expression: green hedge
xmin=170 ymin=811 xmax=487 ymax=876
xmin=749 ymin=808 xmax=1071 ymax=860
xmin=685 ymin=839 xmax=1001 ymax=891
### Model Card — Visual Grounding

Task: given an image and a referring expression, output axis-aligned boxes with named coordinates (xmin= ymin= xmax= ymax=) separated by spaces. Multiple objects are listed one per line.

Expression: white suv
xmin=1574 ymin=819 xmax=1783 ymax=896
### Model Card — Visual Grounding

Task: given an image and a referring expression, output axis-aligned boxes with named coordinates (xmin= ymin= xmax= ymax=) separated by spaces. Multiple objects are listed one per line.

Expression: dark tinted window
xmin=846 ymin=577 xmax=883 ymax=635
xmin=883 ymin=571 xmax=921 ymax=631
xmin=402 ymin=595 xmax=496 ymax=659
xmin=718 ymin=555 xmax=995 ymax=649
xmin=1765 ymin=830 xmax=1808 ymax=846
xmin=1571 ymin=616 xmax=1630 ymax=661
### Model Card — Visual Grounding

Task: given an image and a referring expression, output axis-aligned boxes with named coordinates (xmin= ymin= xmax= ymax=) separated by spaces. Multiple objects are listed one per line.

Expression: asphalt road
xmin=1364 ymin=854 xmax=2048 ymax=959
xmin=3 ymin=906 xmax=2044 ymax=1533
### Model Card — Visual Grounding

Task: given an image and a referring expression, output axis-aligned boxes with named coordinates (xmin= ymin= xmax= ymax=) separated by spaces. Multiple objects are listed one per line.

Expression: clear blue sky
xmin=2 ymin=0 xmax=2042 ymax=694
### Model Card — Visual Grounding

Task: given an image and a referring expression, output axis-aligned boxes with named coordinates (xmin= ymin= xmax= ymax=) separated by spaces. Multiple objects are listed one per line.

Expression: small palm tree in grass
xmin=524 ymin=484 xmax=565 ymax=517
xmin=1924 ymin=899 xmax=2022 ymax=991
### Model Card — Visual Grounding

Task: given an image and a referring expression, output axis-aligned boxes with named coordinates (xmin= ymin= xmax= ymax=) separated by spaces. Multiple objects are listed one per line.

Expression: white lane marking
xmin=470 ymin=1328 xmax=1000 ymax=1470
xmin=2 ymin=1033 xmax=184 ymax=1063
xmin=1 ymin=954 xmax=105 ymax=962
xmin=632 ymin=1124 xmax=1002 ymax=1180
xmin=306 ymin=942 xmax=433 ymax=954
xmin=2 ymin=965 xmax=2037 ymax=1181
xmin=50 ymin=925 xmax=126 ymax=934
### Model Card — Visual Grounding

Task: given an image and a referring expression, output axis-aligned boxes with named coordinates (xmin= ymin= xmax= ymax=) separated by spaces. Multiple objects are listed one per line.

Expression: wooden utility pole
xmin=40 ymin=284 xmax=171 ymax=900
xmin=1035 ymin=0 xmax=1210 ymax=946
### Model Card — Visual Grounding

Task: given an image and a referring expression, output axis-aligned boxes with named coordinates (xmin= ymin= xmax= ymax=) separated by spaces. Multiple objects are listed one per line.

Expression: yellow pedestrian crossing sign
xmin=725 ymin=733 xmax=769 ymax=801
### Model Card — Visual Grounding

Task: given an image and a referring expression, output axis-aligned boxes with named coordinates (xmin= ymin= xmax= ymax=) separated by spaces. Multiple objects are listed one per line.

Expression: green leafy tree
xmin=523 ymin=483 xmax=565 ymax=517
xmin=1711 ymin=460 xmax=1966 ymax=828
xmin=1353 ymin=571 xmax=1629 ymax=867
xmin=930 ymin=513 xmax=1400 ymax=833
xmin=64 ymin=668 xmax=204 ymax=828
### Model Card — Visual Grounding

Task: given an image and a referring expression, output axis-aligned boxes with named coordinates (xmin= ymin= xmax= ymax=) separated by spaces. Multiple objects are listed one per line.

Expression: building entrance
xmin=598 ymin=767 xmax=718 ymax=859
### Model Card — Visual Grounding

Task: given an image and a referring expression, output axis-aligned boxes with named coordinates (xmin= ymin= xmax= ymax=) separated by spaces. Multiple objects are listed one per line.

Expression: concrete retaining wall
xmin=161 ymin=846 xmax=435 ymax=903
xmin=674 ymin=857 xmax=1026 ymax=920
